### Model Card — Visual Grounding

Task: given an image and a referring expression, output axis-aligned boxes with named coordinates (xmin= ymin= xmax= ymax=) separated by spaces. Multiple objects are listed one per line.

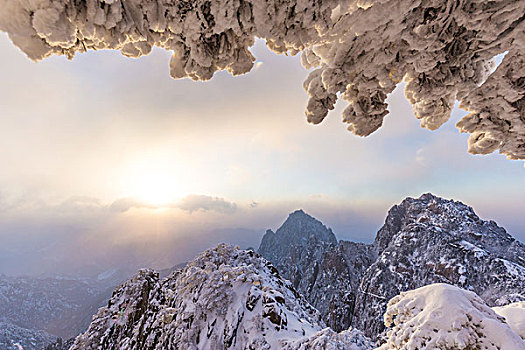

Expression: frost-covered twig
xmin=0 ymin=0 xmax=523 ymax=160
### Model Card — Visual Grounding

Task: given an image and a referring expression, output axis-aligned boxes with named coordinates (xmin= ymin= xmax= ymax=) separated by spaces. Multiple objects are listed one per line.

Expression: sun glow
xmin=123 ymin=156 xmax=188 ymax=207
xmin=134 ymin=172 xmax=182 ymax=206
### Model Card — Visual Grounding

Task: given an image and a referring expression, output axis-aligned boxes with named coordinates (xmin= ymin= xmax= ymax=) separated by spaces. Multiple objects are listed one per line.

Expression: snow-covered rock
xmin=260 ymin=193 xmax=525 ymax=340
xmin=0 ymin=1 xmax=524 ymax=160
xmin=378 ymin=283 xmax=525 ymax=350
xmin=71 ymin=244 xmax=373 ymax=350
xmin=259 ymin=210 xmax=375 ymax=332
xmin=494 ymin=301 xmax=525 ymax=340
xmin=354 ymin=193 xmax=525 ymax=338
xmin=281 ymin=328 xmax=373 ymax=350
xmin=72 ymin=193 xmax=525 ymax=349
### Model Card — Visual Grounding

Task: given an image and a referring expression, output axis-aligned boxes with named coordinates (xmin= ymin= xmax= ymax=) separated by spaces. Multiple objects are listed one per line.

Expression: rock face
xmin=259 ymin=210 xmax=338 ymax=261
xmin=355 ymin=193 xmax=525 ymax=338
xmin=71 ymin=244 xmax=373 ymax=350
xmin=259 ymin=194 xmax=525 ymax=339
xmin=258 ymin=210 xmax=375 ymax=332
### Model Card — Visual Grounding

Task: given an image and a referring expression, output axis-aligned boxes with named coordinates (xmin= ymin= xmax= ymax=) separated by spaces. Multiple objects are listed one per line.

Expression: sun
xmin=134 ymin=172 xmax=181 ymax=206
xmin=121 ymin=154 xmax=191 ymax=207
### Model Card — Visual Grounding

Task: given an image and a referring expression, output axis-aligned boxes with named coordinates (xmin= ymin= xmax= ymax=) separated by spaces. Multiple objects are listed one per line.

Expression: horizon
xmin=0 ymin=33 xmax=524 ymax=277
xmin=0 ymin=190 xmax=523 ymax=278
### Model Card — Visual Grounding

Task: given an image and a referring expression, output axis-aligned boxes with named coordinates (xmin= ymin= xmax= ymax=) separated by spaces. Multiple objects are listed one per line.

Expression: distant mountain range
xmin=1 ymin=193 xmax=524 ymax=349
xmin=0 ymin=271 xmax=128 ymax=350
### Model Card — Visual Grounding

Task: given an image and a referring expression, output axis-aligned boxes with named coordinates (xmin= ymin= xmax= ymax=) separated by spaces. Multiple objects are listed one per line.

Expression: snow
xmin=0 ymin=1 xmax=524 ymax=160
xmin=0 ymin=320 xmax=56 ymax=350
xmin=493 ymin=301 xmax=525 ymax=340
xmin=458 ymin=240 xmax=488 ymax=258
xmin=281 ymin=328 xmax=373 ymax=350
xmin=71 ymin=245 xmax=348 ymax=350
xmin=502 ymin=259 xmax=525 ymax=278
xmin=379 ymin=283 xmax=525 ymax=349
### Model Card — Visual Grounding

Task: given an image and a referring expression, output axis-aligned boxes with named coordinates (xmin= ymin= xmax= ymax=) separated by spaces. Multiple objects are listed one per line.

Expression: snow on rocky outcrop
xmin=354 ymin=193 xmax=525 ymax=338
xmin=4 ymin=194 xmax=522 ymax=348
xmin=0 ymin=1 xmax=524 ymax=160
xmin=259 ymin=193 xmax=525 ymax=340
xmin=259 ymin=210 xmax=375 ymax=332
xmin=281 ymin=328 xmax=373 ymax=350
xmin=71 ymin=244 xmax=373 ymax=350
xmin=378 ymin=283 xmax=525 ymax=350
xmin=69 ymin=242 xmax=525 ymax=349
xmin=494 ymin=301 xmax=525 ymax=340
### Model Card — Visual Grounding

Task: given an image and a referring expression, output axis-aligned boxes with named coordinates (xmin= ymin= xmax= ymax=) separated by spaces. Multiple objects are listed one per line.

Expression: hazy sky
xmin=1 ymin=33 xmax=524 ymax=277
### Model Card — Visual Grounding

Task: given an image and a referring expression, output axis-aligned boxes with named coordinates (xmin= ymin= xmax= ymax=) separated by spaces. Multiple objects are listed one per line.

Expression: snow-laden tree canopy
xmin=0 ymin=0 xmax=524 ymax=160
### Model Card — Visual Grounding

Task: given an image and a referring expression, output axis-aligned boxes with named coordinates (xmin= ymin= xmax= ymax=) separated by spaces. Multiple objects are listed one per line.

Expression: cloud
xmin=108 ymin=197 xmax=154 ymax=213
xmin=176 ymin=195 xmax=237 ymax=214
xmin=415 ymin=148 xmax=427 ymax=166
xmin=0 ymin=191 xmax=523 ymax=278
xmin=107 ymin=195 xmax=238 ymax=214
xmin=56 ymin=196 xmax=103 ymax=213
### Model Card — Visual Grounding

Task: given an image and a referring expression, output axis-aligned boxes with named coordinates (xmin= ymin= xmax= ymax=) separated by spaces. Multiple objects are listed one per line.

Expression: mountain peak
xmin=286 ymin=209 xmax=317 ymax=222
xmin=374 ymin=193 xmax=480 ymax=253
xmin=258 ymin=210 xmax=337 ymax=261
xmin=281 ymin=209 xmax=334 ymax=238
xmin=289 ymin=208 xmax=307 ymax=216
xmin=71 ymin=244 xmax=341 ymax=350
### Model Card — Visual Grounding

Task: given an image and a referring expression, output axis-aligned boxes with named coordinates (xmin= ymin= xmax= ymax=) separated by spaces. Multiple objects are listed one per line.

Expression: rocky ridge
xmin=6 ymin=193 xmax=524 ymax=349
xmin=258 ymin=193 xmax=525 ymax=338
xmin=70 ymin=193 xmax=525 ymax=349
xmin=259 ymin=210 xmax=375 ymax=331
xmin=71 ymin=244 xmax=374 ymax=350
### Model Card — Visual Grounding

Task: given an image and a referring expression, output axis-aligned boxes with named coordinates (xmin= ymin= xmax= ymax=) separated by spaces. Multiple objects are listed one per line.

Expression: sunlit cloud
xmin=108 ymin=195 xmax=238 ymax=214
xmin=109 ymin=197 xmax=153 ymax=213
xmin=56 ymin=196 xmax=103 ymax=212
xmin=176 ymin=195 xmax=237 ymax=214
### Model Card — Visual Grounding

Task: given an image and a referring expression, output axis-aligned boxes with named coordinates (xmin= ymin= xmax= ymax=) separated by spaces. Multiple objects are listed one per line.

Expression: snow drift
xmin=379 ymin=283 xmax=525 ymax=350
xmin=493 ymin=301 xmax=525 ymax=340
xmin=0 ymin=0 xmax=524 ymax=161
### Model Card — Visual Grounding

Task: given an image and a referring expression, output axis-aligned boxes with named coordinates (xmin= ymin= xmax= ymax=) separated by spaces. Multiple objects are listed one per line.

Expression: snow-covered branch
xmin=0 ymin=0 xmax=523 ymax=160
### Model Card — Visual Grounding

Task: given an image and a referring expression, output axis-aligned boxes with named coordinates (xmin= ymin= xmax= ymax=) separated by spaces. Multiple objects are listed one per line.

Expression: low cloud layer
xmin=0 ymin=190 xmax=524 ymax=278
xmin=177 ymin=195 xmax=237 ymax=214
xmin=0 ymin=0 xmax=523 ymax=160
xmin=108 ymin=195 xmax=237 ymax=214
xmin=0 ymin=193 xmax=384 ymax=277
